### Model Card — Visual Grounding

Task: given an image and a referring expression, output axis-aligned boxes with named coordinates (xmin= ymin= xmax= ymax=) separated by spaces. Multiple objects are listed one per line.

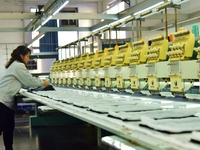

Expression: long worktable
xmin=19 ymin=87 xmax=200 ymax=150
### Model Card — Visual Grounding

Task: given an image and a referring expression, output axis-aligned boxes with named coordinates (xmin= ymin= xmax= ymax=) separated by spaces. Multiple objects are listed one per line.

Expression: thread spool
xmin=192 ymin=24 xmax=199 ymax=37
xmin=169 ymin=34 xmax=174 ymax=42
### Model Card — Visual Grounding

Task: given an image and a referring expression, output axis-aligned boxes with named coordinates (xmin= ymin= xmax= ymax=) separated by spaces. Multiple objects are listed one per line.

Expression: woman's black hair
xmin=5 ymin=45 xmax=31 ymax=69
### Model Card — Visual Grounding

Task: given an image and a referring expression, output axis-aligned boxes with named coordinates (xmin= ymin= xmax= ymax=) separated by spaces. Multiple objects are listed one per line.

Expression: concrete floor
xmin=0 ymin=113 xmax=104 ymax=150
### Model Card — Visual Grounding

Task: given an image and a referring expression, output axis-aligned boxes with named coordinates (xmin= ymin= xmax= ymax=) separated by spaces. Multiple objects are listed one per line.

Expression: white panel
xmin=181 ymin=60 xmax=198 ymax=79
xmin=29 ymin=58 xmax=56 ymax=74
xmin=156 ymin=61 xmax=169 ymax=78
xmin=136 ymin=64 xmax=148 ymax=78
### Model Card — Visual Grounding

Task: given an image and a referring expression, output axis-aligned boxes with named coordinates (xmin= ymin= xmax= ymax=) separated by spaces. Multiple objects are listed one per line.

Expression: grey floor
xmin=0 ymin=113 xmax=104 ymax=150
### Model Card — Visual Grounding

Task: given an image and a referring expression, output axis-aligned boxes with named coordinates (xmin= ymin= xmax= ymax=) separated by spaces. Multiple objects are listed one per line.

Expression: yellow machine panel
xmin=72 ymin=56 xmax=80 ymax=70
xmin=62 ymin=58 xmax=68 ymax=71
xmin=86 ymin=77 xmax=92 ymax=87
xmin=148 ymin=76 xmax=159 ymax=91
xmin=67 ymin=77 xmax=72 ymax=86
xmin=167 ymin=29 xmax=195 ymax=61
xmin=55 ymin=60 xmax=62 ymax=85
xmin=58 ymin=59 xmax=65 ymax=85
xmin=66 ymin=57 xmax=74 ymax=71
xmin=65 ymin=58 xmax=73 ymax=86
xmin=77 ymin=53 xmax=88 ymax=69
xmin=92 ymin=50 xmax=105 ymax=68
xmin=146 ymin=35 xmax=169 ymax=92
xmin=103 ymin=47 xmax=119 ymax=67
xmin=85 ymin=52 xmax=95 ymax=69
xmin=100 ymin=49 xmax=108 ymax=67
xmin=130 ymin=76 xmax=139 ymax=90
xmin=147 ymin=35 xmax=168 ymax=63
xmin=129 ymin=39 xmax=148 ymax=65
xmin=63 ymin=58 xmax=69 ymax=72
xmin=167 ymin=29 xmax=195 ymax=95
xmin=53 ymin=61 xmax=60 ymax=85
xmin=73 ymin=77 xmax=78 ymax=86
xmin=95 ymin=77 xmax=101 ymax=87
xmin=71 ymin=56 xmax=80 ymax=87
xmin=62 ymin=77 xmax=67 ymax=85
xmin=170 ymin=76 xmax=183 ymax=92
xmin=79 ymin=78 xmax=84 ymax=86
xmin=105 ymin=76 xmax=111 ymax=88
xmin=116 ymin=76 xmax=124 ymax=89
xmin=50 ymin=61 xmax=58 ymax=84
xmin=115 ymin=43 xmax=132 ymax=66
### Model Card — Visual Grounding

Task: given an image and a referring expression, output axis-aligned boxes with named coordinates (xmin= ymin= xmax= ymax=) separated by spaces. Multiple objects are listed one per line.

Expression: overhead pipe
xmin=109 ymin=27 xmax=111 ymax=47
xmin=139 ymin=20 xmax=142 ymax=40
xmin=115 ymin=28 xmax=118 ymax=46
xmin=60 ymin=48 xmax=63 ymax=60
xmin=78 ymin=40 xmax=81 ymax=55
xmin=74 ymin=44 xmax=76 ymax=56
xmin=65 ymin=47 xmax=67 ymax=58
xmin=125 ymin=16 xmax=135 ymax=24
xmin=69 ymin=45 xmax=71 ymax=57
xmin=131 ymin=20 xmax=135 ymax=44
xmin=174 ymin=7 xmax=178 ymax=32
xmin=78 ymin=38 xmax=88 ymax=54
xmin=165 ymin=8 xmax=168 ymax=39
xmin=91 ymin=36 xmax=94 ymax=53
xmin=84 ymin=38 xmax=87 ymax=54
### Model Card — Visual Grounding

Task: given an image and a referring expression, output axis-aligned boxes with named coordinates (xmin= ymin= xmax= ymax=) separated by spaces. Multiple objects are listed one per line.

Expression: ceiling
xmin=0 ymin=0 xmax=199 ymax=33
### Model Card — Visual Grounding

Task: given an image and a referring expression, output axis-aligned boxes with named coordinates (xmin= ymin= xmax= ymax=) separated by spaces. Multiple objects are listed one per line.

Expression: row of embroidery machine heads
xmin=50 ymin=28 xmax=200 ymax=99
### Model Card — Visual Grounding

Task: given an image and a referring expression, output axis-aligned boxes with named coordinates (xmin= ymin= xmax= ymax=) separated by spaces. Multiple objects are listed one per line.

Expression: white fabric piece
xmin=140 ymin=116 xmax=200 ymax=133
xmin=108 ymin=108 xmax=200 ymax=121
xmin=88 ymin=104 xmax=162 ymax=113
xmin=73 ymin=100 xmax=142 ymax=108
xmin=191 ymin=131 xmax=200 ymax=142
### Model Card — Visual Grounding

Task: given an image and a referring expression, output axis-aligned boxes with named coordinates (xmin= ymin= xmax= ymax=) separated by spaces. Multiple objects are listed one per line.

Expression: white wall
xmin=0 ymin=2 xmax=26 ymax=78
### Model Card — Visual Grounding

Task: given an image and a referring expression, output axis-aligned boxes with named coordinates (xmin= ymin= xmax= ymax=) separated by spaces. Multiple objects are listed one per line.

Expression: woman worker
xmin=0 ymin=45 xmax=50 ymax=150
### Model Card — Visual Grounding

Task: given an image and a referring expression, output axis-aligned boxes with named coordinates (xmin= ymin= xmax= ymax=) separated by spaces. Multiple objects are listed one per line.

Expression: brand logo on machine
xmin=174 ymin=81 xmax=178 ymax=86
xmin=118 ymin=80 xmax=121 ymax=86
xmin=106 ymin=79 xmax=109 ymax=86
xmin=173 ymin=80 xmax=178 ymax=89
xmin=150 ymin=80 xmax=155 ymax=88
xmin=132 ymin=80 xmax=136 ymax=87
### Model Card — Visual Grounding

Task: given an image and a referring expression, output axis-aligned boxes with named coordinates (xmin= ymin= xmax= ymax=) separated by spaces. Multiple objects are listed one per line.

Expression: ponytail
xmin=5 ymin=45 xmax=31 ymax=69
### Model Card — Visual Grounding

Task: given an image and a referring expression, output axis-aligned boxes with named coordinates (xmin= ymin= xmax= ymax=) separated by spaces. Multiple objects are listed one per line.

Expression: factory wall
xmin=0 ymin=3 xmax=26 ymax=78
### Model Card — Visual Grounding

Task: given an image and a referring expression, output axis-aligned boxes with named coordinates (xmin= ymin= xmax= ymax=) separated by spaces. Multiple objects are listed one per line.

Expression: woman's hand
xmin=43 ymin=80 xmax=50 ymax=87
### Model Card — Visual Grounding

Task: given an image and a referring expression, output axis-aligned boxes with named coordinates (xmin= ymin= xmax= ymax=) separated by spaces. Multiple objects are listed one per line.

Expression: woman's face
xmin=20 ymin=52 xmax=30 ymax=65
